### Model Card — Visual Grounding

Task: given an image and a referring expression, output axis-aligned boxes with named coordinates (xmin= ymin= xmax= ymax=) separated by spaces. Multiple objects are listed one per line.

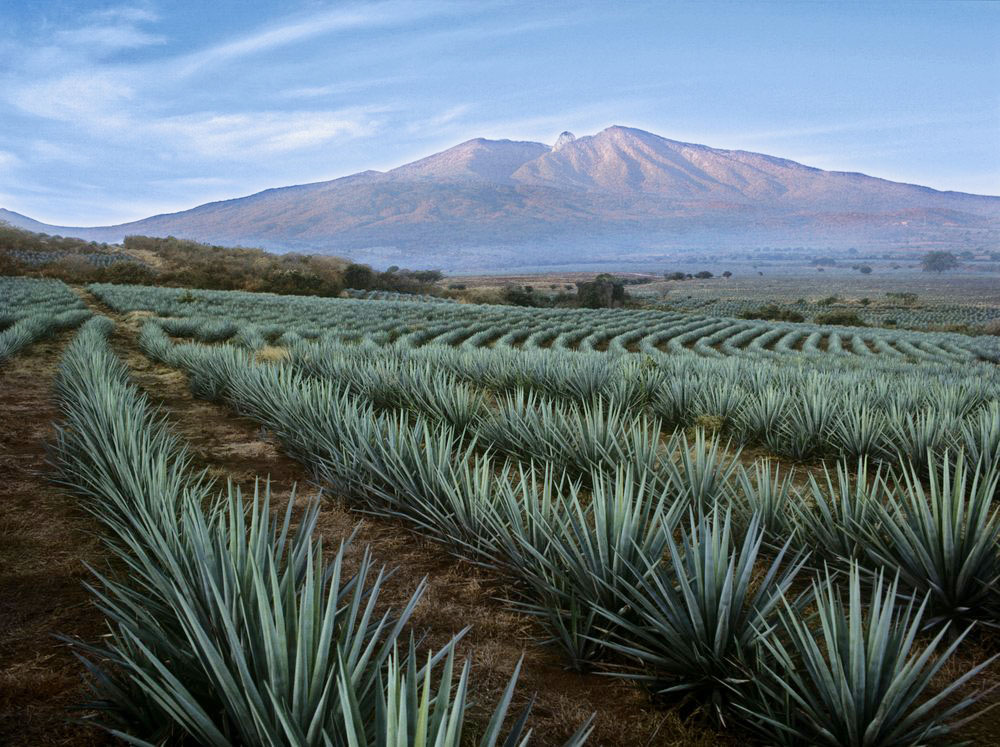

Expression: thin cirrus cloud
xmin=54 ymin=21 xmax=165 ymax=52
xmin=1 ymin=3 xmax=420 ymax=163
xmin=0 ymin=1 xmax=470 ymax=223
xmin=167 ymin=1 xmax=455 ymax=79
xmin=150 ymin=109 xmax=382 ymax=157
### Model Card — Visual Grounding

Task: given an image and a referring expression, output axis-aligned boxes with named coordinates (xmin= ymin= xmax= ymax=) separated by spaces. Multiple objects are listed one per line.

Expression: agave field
xmin=651 ymin=295 xmax=1000 ymax=330
xmin=4 ymin=275 xmax=1000 ymax=745
xmin=90 ymin=282 xmax=1000 ymax=363
xmin=0 ymin=277 xmax=91 ymax=362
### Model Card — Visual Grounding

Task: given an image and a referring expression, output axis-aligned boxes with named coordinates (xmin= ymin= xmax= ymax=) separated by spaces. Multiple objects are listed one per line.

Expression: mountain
xmin=4 ymin=126 xmax=998 ymax=270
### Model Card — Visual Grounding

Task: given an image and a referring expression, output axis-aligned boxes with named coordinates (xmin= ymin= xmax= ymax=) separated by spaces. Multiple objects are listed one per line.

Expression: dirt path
xmin=0 ymin=332 xmax=111 ymax=746
xmin=72 ymin=293 xmax=740 ymax=745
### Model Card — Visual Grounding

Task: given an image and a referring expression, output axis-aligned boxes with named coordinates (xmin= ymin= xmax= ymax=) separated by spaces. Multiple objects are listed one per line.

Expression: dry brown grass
xmin=256 ymin=345 xmax=289 ymax=362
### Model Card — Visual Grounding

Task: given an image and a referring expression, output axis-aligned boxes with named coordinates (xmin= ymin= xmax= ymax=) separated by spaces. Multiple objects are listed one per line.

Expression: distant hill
xmin=4 ymin=126 xmax=998 ymax=270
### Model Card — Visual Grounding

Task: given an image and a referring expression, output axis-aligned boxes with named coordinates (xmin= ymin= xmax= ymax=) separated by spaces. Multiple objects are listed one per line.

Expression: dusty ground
xmin=0 ymin=332 xmax=111 ymax=746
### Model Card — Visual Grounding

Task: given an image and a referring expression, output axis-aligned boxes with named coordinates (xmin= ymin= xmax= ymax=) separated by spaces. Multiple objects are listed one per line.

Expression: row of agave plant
xmin=141 ymin=317 xmax=1000 ymax=474
xmin=269 ymin=333 xmax=1000 ymax=472
xmin=1 ymin=276 xmax=90 ymax=319
xmin=51 ymin=316 xmax=582 ymax=746
xmin=140 ymin=320 xmax=1000 ymax=745
xmin=0 ymin=308 xmax=92 ymax=364
xmin=88 ymin=280 xmax=1000 ymax=363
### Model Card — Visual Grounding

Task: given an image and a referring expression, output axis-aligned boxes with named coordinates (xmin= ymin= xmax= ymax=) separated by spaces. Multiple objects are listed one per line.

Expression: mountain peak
xmin=553 ymin=131 xmax=576 ymax=150
xmin=3 ymin=125 xmax=996 ymax=270
xmin=389 ymin=137 xmax=548 ymax=183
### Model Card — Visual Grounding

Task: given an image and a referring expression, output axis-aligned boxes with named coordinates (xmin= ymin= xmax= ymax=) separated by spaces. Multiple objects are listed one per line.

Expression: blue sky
xmin=1 ymin=0 xmax=997 ymax=225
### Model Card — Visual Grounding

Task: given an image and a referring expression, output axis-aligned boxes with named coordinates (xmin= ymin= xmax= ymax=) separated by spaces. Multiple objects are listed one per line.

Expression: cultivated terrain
xmin=3 ymin=273 xmax=1000 ymax=745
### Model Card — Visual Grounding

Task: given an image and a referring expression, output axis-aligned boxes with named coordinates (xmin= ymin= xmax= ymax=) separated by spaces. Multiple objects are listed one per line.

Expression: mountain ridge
xmin=3 ymin=125 xmax=997 ymax=270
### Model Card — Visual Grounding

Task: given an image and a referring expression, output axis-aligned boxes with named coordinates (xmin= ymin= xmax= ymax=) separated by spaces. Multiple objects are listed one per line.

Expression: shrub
xmin=814 ymin=311 xmax=866 ymax=326
xmin=740 ymin=304 xmax=804 ymax=323
xmin=922 ymin=250 xmax=959 ymax=273
xmin=886 ymin=292 xmax=918 ymax=305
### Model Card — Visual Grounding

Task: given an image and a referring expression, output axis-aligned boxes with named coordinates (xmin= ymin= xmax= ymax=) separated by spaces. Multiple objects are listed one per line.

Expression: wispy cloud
xmin=91 ymin=5 xmax=160 ymax=24
xmin=706 ymin=112 xmax=997 ymax=146
xmin=8 ymin=71 xmax=134 ymax=124
xmin=52 ymin=4 xmax=165 ymax=56
xmin=170 ymin=2 xmax=452 ymax=79
xmin=405 ymin=105 xmax=472 ymax=134
xmin=55 ymin=24 xmax=164 ymax=52
xmin=152 ymin=109 xmax=381 ymax=157
xmin=281 ymin=76 xmax=407 ymax=100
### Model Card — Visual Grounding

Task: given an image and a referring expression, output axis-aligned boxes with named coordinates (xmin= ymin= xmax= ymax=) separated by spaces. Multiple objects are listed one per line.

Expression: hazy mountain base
xmin=4 ymin=126 xmax=997 ymax=272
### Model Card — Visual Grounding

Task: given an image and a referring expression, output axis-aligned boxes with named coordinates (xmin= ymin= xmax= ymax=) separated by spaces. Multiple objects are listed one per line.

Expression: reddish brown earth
xmin=0 ymin=332 xmax=111 ymax=746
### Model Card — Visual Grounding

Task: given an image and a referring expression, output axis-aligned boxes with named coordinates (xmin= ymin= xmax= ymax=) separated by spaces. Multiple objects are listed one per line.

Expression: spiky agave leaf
xmin=594 ymin=506 xmax=806 ymax=724
xmin=492 ymin=466 xmax=685 ymax=669
xmin=859 ymin=451 xmax=1000 ymax=628
xmin=340 ymin=647 xmax=593 ymax=747
xmin=664 ymin=428 xmax=741 ymax=512
xmin=790 ymin=457 xmax=887 ymax=562
xmin=740 ymin=564 xmax=997 ymax=746
xmin=962 ymin=402 xmax=1000 ymax=476
xmin=731 ymin=458 xmax=796 ymax=543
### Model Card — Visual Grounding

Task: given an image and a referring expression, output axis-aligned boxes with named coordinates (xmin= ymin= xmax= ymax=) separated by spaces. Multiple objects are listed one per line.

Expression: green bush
xmin=814 ymin=311 xmax=867 ymax=326
xmin=740 ymin=304 xmax=805 ymax=323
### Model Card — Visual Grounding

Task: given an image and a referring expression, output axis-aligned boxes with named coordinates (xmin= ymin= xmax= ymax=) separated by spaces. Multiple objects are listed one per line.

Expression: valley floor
xmin=3 ymin=280 xmax=1000 ymax=745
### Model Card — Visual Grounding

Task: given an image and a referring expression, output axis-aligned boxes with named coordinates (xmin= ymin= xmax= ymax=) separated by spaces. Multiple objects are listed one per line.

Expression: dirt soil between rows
xmin=0 ymin=331 xmax=111 ymax=746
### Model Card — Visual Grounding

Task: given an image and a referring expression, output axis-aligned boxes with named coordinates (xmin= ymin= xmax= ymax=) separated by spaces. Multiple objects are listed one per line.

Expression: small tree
xmin=921 ymin=251 xmax=959 ymax=273
xmin=858 ymin=265 xmax=873 ymax=274
xmin=722 ymin=270 xmax=732 ymax=278
xmin=343 ymin=263 xmax=376 ymax=289
xmin=694 ymin=270 xmax=713 ymax=279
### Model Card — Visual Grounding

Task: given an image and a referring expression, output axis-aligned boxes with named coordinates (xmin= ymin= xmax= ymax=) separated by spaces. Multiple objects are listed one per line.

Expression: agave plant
xmin=962 ymin=402 xmax=1000 ymax=476
xmin=341 ymin=648 xmax=590 ymax=747
xmin=730 ymin=458 xmax=796 ymax=542
xmin=732 ymin=386 xmax=791 ymax=444
xmin=493 ymin=466 xmax=684 ymax=669
xmin=663 ymin=428 xmax=741 ymax=512
xmin=771 ymin=386 xmax=839 ymax=459
xmin=830 ymin=403 xmax=889 ymax=460
xmin=858 ymin=452 xmax=1000 ymax=628
xmin=594 ymin=507 xmax=805 ymax=724
xmin=650 ymin=375 xmax=699 ymax=426
xmin=889 ymin=405 xmax=961 ymax=472
xmin=790 ymin=457 xmax=887 ymax=562
xmin=740 ymin=564 xmax=997 ymax=746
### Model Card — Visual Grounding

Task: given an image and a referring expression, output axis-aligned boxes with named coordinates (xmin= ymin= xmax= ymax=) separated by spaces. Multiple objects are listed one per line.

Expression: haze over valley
xmin=3 ymin=126 xmax=996 ymax=271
